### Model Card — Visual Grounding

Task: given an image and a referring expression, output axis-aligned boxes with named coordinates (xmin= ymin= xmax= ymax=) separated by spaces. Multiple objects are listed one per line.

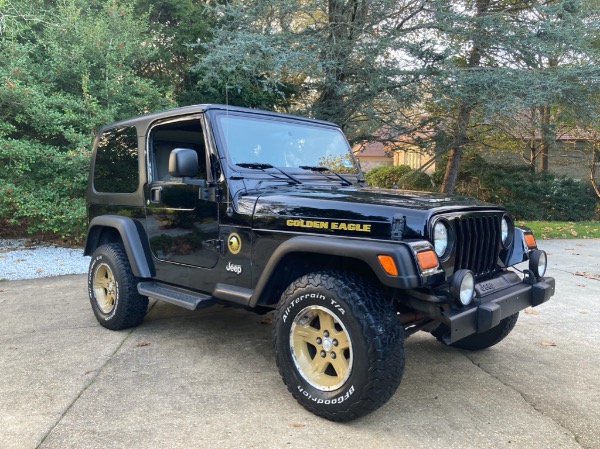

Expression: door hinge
xmin=206 ymin=239 xmax=224 ymax=253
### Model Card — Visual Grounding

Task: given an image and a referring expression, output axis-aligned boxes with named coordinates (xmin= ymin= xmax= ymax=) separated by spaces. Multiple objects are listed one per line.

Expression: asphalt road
xmin=0 ymin=239 xmax=598 ymax=449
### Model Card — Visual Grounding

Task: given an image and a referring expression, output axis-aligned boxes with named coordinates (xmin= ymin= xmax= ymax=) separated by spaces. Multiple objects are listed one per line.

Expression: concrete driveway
xmin=0 ymin=239 xmax=598 ymax=449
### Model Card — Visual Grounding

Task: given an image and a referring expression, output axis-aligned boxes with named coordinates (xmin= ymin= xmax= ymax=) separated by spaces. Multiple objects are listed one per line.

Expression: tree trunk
xmin=528 ymin=141 xmax=536 ymax=175
xmin=312 ymin=0 xmax=357 ymax=128
xmin=539 ymin=104 xmax=552 ymax=172
xmin=440 ymin=0 xmax=490 ymax=195
xmin=442 ymin=104 xmax=471 ymax=194
xmin=591 ymin=143 xmax=600 ymax=199
xmin=538 ymin=58 xmax=558 ymax=173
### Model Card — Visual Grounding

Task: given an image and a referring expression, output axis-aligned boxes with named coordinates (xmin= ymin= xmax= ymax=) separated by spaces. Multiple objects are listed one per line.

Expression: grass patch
xmin=517 ymin=221 xmax=600 ymax=239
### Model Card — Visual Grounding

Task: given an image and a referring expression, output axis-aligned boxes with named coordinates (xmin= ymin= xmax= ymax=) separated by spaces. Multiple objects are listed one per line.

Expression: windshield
xmin=215 ymin=114 xmax=358 ymax=174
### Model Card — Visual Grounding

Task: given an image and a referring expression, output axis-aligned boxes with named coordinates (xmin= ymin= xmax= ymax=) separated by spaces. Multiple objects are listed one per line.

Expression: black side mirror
xmin=169 ymin=148 xmax=198 ymax=178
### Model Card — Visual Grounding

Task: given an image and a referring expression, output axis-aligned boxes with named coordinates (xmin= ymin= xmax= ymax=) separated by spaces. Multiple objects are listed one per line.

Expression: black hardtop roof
xmin=100 ymin=104 xmax=339 ymax=132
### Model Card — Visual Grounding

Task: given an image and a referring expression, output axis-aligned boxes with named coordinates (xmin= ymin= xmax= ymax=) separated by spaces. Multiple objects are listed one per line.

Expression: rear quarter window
xmin=93 ymin=126 xmax=139 ymax=193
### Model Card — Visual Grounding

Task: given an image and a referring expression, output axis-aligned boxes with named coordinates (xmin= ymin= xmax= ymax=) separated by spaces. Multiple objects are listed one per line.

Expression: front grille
xmin=452 ymin=215 xmax=501 ymax=278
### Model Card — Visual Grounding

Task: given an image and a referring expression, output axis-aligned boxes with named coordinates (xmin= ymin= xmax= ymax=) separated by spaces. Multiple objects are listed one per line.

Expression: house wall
xmin=356 ymin=157 xmax=393 ymax=172
xmin=357 ymin=138 xmax=597 ymax=182
xmin=484 ymin=141 xmax=595 ymax=181
xmin=393 ymin=147 xmax=435 ymax=174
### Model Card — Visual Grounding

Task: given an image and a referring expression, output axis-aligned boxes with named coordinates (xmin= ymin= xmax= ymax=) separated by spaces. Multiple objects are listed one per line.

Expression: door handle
xmin=151 ymin=186 xmax=162 ymax=203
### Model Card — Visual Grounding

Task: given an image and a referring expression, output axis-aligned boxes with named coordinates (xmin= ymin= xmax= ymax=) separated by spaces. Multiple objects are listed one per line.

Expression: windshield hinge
xmin=391 ymin=215 xmax=405 ymax=241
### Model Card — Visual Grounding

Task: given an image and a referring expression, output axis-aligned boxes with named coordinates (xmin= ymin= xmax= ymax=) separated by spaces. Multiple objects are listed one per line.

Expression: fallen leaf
xmin=576 ymin=243 xmax=585 ymax=246
xmin=576 ymin=284 xmax=586 ymax=287
xmin=136 ymin=341 xmax=151 ymax=347
xmin=261 ymin=317 xmax=273 ymax=325
xmin=35 ymin=268 xmax=43 ymax=273
xmin=524 ymin=308 xmax=539 ymax=315
xmin=570 ymin=229 xmax=578 ymax=236
xmin=565 ymin=247 xmax=574 ymax=250
xmin=540 ymin=341 xmax=557 ymax=347
xmin=292 ymin=423 xmax=306 ymax=428
xmin=574 ymin=272 xmax=600 ymax=281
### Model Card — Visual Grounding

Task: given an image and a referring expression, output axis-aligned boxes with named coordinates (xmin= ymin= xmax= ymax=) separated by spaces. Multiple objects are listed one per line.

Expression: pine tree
xmin=428 ymin=0 xmax=600 ymax=193
xmin=193 ymin=0 xmax=440 ymax=140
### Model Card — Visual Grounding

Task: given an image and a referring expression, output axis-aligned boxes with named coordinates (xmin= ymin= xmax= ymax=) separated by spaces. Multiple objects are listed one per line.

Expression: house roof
xmin=352 ymin=122 xmax=434 ymax=158
xmin=352 ymin=141 xmax=390 ymax=158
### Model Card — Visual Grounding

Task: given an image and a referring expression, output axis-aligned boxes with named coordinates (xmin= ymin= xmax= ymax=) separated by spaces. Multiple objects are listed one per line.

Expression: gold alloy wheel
xmin=290 ymin=305 xmax=353 ymax=391
xmin=93 ymin=263 xmax=117 ymax=314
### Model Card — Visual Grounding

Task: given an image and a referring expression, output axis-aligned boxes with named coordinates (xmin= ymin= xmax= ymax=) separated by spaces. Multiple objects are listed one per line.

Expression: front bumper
xmin=442 ymin=273 xmax=555 ymax=344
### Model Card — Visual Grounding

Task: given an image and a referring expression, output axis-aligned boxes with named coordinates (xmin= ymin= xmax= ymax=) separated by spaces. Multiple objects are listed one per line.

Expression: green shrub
xmin=433 ymin=153 xmax=598 ymax=221
xmin=0 ymin=0 xmax=173 ymax=244
xmin=365 ymin=165 xmax=432 ymax=190
xmin=0 ymin=138 xmax=89 ymax=242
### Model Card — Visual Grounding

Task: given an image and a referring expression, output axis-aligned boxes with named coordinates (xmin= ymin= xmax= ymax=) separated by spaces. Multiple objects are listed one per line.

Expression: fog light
xmin=450 ymin=269 xmax=475 ymax=306
xmin=529 ymin=250 xmax=547 ymax=278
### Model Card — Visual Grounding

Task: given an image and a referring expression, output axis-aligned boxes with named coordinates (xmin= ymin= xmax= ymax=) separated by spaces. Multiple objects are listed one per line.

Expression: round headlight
xmin=501 ymin=214 xmax=514 ymax=248
xmin=529 ymin=250 xmax=547 ymax=278
xmin=501 ymin=217 xmax=509 ymax=244
xmin=433 ymin=221 xmax=449 ymax=257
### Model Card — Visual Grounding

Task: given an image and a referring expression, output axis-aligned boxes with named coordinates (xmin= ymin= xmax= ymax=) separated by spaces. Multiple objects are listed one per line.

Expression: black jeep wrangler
xmin=85 ymin=104 xmax=554 ymax=421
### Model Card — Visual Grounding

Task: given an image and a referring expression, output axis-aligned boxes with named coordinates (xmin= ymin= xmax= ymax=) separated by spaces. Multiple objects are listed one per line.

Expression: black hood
xmin=245 ymin=185 xmax=504 ymax=239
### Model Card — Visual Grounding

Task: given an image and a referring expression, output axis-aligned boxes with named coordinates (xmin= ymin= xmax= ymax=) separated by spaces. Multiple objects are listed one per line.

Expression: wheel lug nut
xmin=332 ymin=339 xmax=338 ymax=346
xmin=330 ymin=352 xmax=336 ymax=359
xmin=323 ymin=330 xmax=329 ymax=337
xmin=320 ymin=350 xmax=326 ymax=358
xmin=316 ymin=337 xmax=322 ymax=344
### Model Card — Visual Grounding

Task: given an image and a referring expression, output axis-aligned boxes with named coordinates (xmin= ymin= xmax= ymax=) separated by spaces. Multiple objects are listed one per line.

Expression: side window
xmin=149 ymin=119 xmax=207 ymax=183
xmin=93 ymin=126 xmax=139 ymax=193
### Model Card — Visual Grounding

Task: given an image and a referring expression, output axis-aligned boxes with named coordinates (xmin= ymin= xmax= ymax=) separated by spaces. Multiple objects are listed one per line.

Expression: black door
xmin=144 ymin=116 xmax=219 ymax=271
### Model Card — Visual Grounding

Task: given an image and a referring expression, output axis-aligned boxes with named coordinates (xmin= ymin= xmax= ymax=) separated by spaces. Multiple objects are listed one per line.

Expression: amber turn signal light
xmin=525 ymin=233 xmax=536 ymax=248
xmin=377 ymin=255 xmax=398 ymax=276
xmin=416 ymin=250 xmax=438 ymax=271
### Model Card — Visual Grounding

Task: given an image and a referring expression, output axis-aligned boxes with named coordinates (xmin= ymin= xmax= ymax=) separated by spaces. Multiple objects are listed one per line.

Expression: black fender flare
xmin=249 ymin=235 xmax=421 ymax=307
xmin=84 ymin=215 xmax=154 ymax=278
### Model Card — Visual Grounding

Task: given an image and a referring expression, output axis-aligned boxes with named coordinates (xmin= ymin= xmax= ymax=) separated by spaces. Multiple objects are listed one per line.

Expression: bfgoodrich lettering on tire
xmin=88 ymin=243 xmax=148 ymax=330
xmin=273 ymin=271 xmax=404 ymax=421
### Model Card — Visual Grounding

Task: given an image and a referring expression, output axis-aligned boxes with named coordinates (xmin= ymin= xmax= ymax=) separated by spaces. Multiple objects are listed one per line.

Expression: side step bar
xmin=138 ymin=281 xmax=217 ymax=311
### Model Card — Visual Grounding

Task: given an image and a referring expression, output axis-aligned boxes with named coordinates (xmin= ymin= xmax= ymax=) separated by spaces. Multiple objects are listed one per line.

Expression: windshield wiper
xmin=299 ymin=166 xmax=353 ymax=186
xmin=237 ymin=162 xmax=302 ymax=185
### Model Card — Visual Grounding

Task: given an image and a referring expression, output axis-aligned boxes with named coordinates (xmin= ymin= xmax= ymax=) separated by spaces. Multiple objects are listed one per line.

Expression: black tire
xmin=88 ymin=243 xmax=148 ymax=330
xmin=273 ymin=271 xmax=404 ymax=422
xmin=432 ymin=312 xmax=519 ymax=351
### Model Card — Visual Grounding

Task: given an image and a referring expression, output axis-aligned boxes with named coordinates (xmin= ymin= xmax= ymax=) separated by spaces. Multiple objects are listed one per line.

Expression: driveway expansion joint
xmin=462 ymin=352 xmax=584 ymax=448
xmin=35 ymin=328 xmax=136 ymax=448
